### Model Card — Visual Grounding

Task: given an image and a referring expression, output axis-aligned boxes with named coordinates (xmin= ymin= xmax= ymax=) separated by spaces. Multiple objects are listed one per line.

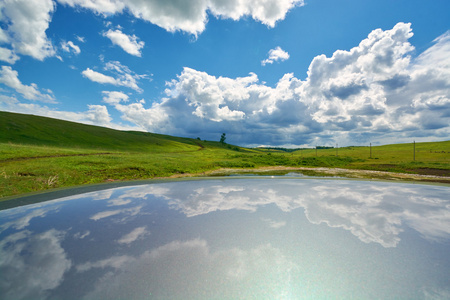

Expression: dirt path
xmin=165 ymin=166 xmax=450 ymax=184
xmin=1 ymin=152 xmax=114 ymax=162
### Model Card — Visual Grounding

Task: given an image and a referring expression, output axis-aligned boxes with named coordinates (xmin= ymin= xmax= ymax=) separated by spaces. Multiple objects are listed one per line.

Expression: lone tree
xmin=220 ymin=133 xmax=226 ymax=144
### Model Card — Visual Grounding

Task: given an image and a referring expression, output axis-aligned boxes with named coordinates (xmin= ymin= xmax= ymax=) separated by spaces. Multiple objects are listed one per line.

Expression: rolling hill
xmin=0 ymin=111 xmax=220 ymax=152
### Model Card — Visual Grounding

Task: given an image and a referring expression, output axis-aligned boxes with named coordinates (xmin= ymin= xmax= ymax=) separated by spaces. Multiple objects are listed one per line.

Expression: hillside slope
xmin=0 ymin=111 xmax=207 ymax=152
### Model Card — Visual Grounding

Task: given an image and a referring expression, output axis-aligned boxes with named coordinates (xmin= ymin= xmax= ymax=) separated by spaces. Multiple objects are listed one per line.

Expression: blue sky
xmin=1 ymin=0 xmax=449 ymax=147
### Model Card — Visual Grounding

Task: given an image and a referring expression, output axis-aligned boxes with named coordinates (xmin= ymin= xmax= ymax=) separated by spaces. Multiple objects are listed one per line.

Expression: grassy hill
xmin=0 ymin=111 xmax=449 ymax=199
xmin=0 ymin=111 xmax=213 ymax=152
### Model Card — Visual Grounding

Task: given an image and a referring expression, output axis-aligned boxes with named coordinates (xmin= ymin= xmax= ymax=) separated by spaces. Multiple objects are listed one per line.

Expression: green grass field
xmin=1 ymin=111 xmax=449 ymax=199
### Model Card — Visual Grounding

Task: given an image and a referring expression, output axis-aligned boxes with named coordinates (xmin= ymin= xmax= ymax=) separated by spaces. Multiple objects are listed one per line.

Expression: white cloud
xmin=0 ymin=28 xmax=8 ymax=43
xmin=102 ymin=90 xmax=129 ymax=105
xmin=409 ymin=30 xmax=450 ymax=113
xmin=61 ymin=40 xmax=81 ymax=54
xmin=262 ymin=218 xmax=287 ymax=229
xmin=261 ymin=46 xmax=290 ymax=66
xmin=82 ymin=68 xmax=118 ymax=85
xmin=104 ymin=60 xmax=148 ymax=92
xmin=0 ymin=0 xmax=56 ymax=60
xmin=75 ymin=35 xmax=86 ymax=43
xmin=56 ymin=0 xmax=303 ymax=36
xmin=85 ymin=104 xmax=112 ymax=126
xmin=103 ymin=66 xmax=312 ymax=145
xmin=56 ymin=0 xmax=126 ymax=15
xmin=210 ymin=0 xmax=304 ymax=27
xmin=0 ymin=47 xmax=20 ymax=64
xmin=103 ymin=29 xmax=144 ymax=56
xmin=82 ymin=61 xmax=147 ymax=92
xmin=0 ymin=66 xmax=56 ymax=103
xmin=300 ymin=22 xmax=415 ymax=127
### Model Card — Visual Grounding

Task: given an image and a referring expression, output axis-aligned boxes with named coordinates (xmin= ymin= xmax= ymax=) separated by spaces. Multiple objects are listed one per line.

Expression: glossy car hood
xmin=1 ymin=178 xmax=449 ymax=299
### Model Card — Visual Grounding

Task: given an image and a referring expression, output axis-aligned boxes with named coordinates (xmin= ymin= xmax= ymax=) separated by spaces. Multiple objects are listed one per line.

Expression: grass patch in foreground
xmin=2 ymin=140 xmax=448 ymax=199
xmin=0 ymin=147 xmax=230 ymax=198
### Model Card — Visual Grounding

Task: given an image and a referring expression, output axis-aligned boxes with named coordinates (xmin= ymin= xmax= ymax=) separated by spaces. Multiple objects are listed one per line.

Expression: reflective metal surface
xmin=1 ymin=178 xmax=449 ymax=299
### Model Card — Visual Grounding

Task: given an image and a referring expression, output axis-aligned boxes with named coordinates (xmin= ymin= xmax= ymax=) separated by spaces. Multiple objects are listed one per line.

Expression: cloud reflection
xmin=149 ymin=180 xmax=450 ymax=248
xmin=117 ymin=226 xmax=148 ymax=244
xmin=81 ymin=239 xmax=295 ymax=300
xmin=0 ymin=179 xmax=449 ymax=299
xmin=0 ymin=229 xmax=71 ymax=300
xmin=90 ymin=205 xmax=143 ymax=222
xmin=0 ymin=206 xmax=60 ymax=234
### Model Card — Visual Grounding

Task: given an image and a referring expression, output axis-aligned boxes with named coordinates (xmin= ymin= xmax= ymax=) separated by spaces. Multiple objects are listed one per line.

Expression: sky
xmin=0 ymin=0 xmax=449 ymax=147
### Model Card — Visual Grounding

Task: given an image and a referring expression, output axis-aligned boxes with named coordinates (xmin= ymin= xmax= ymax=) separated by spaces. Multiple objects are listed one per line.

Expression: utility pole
xmin=336 ymin=143 xmax=338 ymax=157
xmin=413 ymin=140 xmax=415 ymax=161
xmin=370 ymin=143 xmax=372 ymax=159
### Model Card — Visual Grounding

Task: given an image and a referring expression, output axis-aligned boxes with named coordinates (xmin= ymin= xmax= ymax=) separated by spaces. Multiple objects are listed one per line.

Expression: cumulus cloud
xmin=102 ymin=22 xmax=450 ymax=146
xmin=0 ymin=47 xmax=20 ymax=64
xmin=102 ymin=90 xmax=129 ymax=105
xmin=56 ymin=0 xmax=126 ymax=15
xmin=103 ymin=29 xmax=144 ymax=56
xmin=261 ymin=46 xmax=290 ymax=66
xmin=85 ymin=104 xmax=112 ymax=126
xmin=0 ymin=0 xmax=56 ymax=61
xmin=0 ymin=28 xmax=8 ymax=43
xmin=408 ymin=31 xmax=450 ymax=118
xmin=82 ymin=60 xmax=147 ymax=92
xmin=103 ymin=65 xmax=313 ymax=145
xmin=82 ymin=68 xmax=117 ymax=84
xmin=61 ymin=40 xmax=81 ymax=54
xmin=0 ymin=66 xmax=56 ymax=103
xmin=300 ymin=23 xmax=415 ymax=124
xmin=57 ymin=0 xmax=303 ymax=36
xmin=209 ymin=0 xmax=304 ymax=28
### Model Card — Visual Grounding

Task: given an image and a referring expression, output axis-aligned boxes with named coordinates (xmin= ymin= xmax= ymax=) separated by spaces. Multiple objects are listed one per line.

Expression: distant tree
xmin=220 ymin=133 xmax=226 ymax=144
